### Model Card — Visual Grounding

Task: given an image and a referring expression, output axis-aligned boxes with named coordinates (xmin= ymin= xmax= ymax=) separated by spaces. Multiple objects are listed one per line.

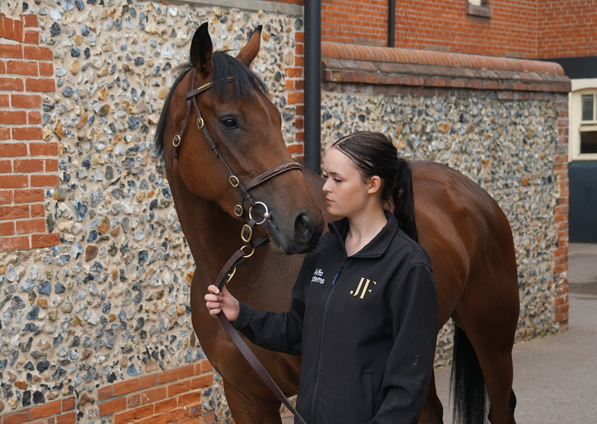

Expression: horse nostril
xmin=294 ymin=213 xmax=314 ymax=244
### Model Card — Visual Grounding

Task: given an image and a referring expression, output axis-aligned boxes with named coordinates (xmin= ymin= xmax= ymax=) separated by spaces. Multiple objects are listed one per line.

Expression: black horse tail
xmin=450 ymin=325 xmax=488 ymax=424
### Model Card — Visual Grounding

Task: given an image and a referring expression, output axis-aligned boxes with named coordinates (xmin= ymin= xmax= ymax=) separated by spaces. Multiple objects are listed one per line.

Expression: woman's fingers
xmin=204 ymin=293 xmax=222 ymax=302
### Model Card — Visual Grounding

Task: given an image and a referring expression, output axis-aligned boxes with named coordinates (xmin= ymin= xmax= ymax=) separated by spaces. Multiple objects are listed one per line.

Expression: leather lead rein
xmin=174 ymin=68 xmax=308 ymax=424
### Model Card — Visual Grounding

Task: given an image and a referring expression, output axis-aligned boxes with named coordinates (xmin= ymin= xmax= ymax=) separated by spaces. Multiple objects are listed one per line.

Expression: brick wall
xmin=537 ymin=0 xmax=597 ymax=59
xmin=0 ymin=13 xmax=59 ymax=252
xmin=322 ymin=0 xmax=389 ymax=46
xmin=97 ymin=361 xmax=215 ymax=424
xmin=285 ymin=30 xmax=305 ymax=162
xmin=0 ymin=397 xmax=76 ymax=424
xmin=553 ymin=97 xmax=569 ymax=329
xmin=0 ymin=361 xmax=215 ymax=424
xmin=321 ymin=0 xmax=538 ymax=57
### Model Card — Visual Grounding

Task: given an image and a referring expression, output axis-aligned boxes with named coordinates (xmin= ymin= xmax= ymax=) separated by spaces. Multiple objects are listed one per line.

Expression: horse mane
xmin=153 ymin=51 xmax=269 ymax=159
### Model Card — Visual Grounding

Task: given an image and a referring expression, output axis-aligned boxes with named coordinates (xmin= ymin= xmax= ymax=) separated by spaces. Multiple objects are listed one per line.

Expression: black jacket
xmin=233 ymin=212 xmax=438 ymax=424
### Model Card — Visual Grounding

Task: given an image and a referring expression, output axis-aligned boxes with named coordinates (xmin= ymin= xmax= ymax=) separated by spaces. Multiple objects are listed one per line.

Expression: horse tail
xmin=450 ymin=325 xmax=488 ymax=424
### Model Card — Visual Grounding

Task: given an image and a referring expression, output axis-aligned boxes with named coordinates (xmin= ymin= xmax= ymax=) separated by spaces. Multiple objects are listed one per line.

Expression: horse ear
xmin=236 ymin=25 xmax=262 ymax=66
xmin=190 ymin=22 xmax=213 ymax=75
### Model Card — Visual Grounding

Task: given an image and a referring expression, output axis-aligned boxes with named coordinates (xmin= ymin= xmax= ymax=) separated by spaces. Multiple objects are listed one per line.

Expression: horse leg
xmin=473 ymin=345 xmax=516 ymax=424
xmin=455 ymin=300 xmax=518 ymax=424
xmin=419 ymin=370 xmax=444 ymax=424
xmin=222 ymin=380 xmax=283 ymax=424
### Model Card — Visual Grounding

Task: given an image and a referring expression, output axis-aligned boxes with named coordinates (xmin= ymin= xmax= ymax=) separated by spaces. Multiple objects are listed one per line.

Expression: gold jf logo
xmin=350 ymin=277 xmax=376 ymax=299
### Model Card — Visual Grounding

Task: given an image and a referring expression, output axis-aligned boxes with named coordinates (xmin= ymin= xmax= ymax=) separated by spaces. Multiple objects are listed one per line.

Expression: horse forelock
xmin=153 ymin=63 xmax=193 ymax=160
xmin=153 ymin=52 xmax=268 ymax=160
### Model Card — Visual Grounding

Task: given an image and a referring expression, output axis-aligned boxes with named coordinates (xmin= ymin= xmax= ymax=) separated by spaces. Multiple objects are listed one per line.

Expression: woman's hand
xmin=205 ymin=284 xmax=240 ymax=322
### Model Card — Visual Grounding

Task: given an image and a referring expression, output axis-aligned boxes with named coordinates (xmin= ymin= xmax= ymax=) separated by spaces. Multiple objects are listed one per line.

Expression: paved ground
xmin=434 ymin=243 xmax=597 ymax=423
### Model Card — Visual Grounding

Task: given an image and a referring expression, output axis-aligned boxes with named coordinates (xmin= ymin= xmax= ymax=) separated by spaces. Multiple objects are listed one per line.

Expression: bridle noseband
xmin=171 ymin=68 xmax=309 ymax=424
xmin=172 ymin=68 xmax=302 ymax=243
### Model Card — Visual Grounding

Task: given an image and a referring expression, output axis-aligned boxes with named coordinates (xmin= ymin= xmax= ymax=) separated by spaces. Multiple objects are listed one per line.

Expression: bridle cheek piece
xmin=171 ymin=68 xmax=309 ymax=424
xmin=172 ymin=68 xmax=302 ymax=246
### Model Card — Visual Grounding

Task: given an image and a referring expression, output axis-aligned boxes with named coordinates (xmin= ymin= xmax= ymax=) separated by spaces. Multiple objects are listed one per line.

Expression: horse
xmin=154 ymin=22 xmax=520 ymax=424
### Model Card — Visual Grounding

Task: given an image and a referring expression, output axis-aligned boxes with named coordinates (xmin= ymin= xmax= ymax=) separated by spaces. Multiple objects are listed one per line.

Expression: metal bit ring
xmin=249 ymin=201 xmax=270 ymax=226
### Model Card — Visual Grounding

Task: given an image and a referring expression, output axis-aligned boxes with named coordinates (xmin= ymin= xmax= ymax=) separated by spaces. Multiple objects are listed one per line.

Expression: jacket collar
xmin=328 ymin=210 xmax=399 ymax=258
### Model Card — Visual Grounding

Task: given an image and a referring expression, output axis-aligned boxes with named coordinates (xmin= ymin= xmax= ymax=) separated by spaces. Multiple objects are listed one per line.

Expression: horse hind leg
xmin=222 ymin=380 xmax=283 ymax=424
xmin=454 ymin=303 xmax=518 ymax=424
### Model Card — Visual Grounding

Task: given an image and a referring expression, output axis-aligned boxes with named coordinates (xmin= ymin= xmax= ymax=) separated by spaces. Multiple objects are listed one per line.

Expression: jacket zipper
xmin=331 ymin=259 xmax=346 ymax=287
xmin=310 ymin=257 xmax=347 ymax=423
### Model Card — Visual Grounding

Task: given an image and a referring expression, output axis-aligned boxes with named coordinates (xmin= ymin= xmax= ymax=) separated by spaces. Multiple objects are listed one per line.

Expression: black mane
xmin=153 ymin=52 xmax=268 ymax=159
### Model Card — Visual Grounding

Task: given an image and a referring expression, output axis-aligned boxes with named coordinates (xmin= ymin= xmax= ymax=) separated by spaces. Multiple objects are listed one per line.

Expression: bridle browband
xmin=172 ymin=68 xmax=308 ymax=424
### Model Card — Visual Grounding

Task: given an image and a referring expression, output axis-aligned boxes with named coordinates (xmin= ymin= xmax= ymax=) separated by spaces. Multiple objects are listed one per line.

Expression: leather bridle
xmin=173 ymin=68 xmax=302 ymax=243
xmin=172 ymin=68 xmax=308 ymax=424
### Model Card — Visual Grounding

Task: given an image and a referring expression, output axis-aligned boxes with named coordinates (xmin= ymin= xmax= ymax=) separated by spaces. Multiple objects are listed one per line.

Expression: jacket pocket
xmin=361 ymin=374 xmax=374 ymax=422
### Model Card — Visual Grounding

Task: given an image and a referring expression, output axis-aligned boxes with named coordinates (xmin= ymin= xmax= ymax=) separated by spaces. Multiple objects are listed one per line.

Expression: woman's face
xmin=322 ymin=147 xmax=372 ymax=218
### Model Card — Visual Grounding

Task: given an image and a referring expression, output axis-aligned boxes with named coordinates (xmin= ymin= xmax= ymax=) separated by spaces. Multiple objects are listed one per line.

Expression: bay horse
xmin=154 ymin=22 xmax=519 ymax=424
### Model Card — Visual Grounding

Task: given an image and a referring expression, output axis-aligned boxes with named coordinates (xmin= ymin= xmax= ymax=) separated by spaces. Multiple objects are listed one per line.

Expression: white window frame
xmin=569 ymin=79 xmax=597 ymax=161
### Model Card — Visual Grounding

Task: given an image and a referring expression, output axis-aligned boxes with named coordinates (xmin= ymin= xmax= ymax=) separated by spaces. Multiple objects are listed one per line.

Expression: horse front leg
xmin=223 ymin=379 xmax=283 ymax=424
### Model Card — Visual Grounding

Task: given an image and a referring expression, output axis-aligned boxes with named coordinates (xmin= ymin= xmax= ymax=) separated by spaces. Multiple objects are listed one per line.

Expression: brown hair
xmin=332 ymin=131 xmax=418 ymax=242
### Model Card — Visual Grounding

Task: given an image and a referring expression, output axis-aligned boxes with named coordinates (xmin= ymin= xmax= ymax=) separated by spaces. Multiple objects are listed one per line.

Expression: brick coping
xmin=322 ymin=42 xmax=571 ymax=93
xmin=322 ymin=42 xmax=565 ymax=75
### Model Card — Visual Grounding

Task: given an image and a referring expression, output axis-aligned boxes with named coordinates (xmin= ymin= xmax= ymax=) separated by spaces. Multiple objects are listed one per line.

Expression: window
xmin=570 ymin=83 xmax=597 ymax=160
xmin=467 ymin=0 xmax=491 ymax=18
xmin=579 ymin=93 xmax=597 ymax=154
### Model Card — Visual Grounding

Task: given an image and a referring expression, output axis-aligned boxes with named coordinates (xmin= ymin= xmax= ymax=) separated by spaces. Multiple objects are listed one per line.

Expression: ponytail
xmin=392 ymin=159 xmax=418 ymax=243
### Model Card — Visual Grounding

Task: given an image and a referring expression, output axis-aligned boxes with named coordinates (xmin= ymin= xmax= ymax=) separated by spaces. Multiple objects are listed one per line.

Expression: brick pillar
xmin=0 ymin=13 xmax=60 ymax=251
xmin=285 ymin=30 xmax=305 ymax=162
xmin=553 ymin=94 xmax=569 ymax=331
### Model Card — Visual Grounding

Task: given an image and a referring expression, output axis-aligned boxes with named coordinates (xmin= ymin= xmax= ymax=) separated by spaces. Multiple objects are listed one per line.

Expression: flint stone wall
xmin=0 ymin=0 xmax=303 ymax=420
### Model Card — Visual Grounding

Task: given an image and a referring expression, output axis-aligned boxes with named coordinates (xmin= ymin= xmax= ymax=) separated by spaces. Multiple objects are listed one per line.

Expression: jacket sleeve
xmin=370 ymin=262 xmax=438 ymax=424
xmin=230 ymin=255 xmax=312 ymax=356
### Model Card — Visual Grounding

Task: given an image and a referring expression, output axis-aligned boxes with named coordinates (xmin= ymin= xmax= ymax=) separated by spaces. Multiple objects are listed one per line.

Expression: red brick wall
xmin=553 ymin=97 xmax=569 ymax=330
xmin=0 ymin=397 xmax=76 ymax=424
xmin=537 ymin=0 xmax=597 ymax=59
xmin=322 ymin=0 xmax=389 ymax=46
xmin=286 ymin=31 xmax=305 ymax=162
xmin=0 ymin=360 xmax=216 ymax=424
xmin=0 ymin=14 xmax=59 ymax=252
xmin=322 ymin=0 xmax=538 ymax=57
xmin=97 ymin=360 xmax=215 ymax=424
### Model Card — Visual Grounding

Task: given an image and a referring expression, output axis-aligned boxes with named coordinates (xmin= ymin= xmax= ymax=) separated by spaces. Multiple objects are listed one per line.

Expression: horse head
xmin=160 ymin=23 xmax=324 ymax=255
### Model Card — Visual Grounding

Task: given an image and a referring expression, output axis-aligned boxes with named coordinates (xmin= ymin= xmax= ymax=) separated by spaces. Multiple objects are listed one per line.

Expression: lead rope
xmin=213 ymin=220 xmax=308 ymax=424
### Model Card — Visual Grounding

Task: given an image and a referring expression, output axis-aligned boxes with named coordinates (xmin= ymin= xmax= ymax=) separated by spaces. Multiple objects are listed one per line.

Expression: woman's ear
xmin=367 ymin=176 xmax=383 ymax=195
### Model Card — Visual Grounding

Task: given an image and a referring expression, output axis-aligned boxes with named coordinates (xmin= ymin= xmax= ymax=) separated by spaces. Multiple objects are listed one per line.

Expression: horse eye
xmin=221 ymin=118 xmax=238 ymax=130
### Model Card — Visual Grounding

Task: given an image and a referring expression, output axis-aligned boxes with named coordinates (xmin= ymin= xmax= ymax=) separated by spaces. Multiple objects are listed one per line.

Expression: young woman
xmin=205 ymin=131 xmax=438 ymax=424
